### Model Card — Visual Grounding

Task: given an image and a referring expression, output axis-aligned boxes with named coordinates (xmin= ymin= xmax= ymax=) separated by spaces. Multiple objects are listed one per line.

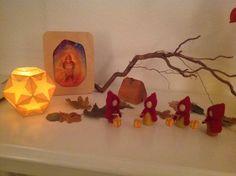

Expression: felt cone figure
xmin=105 ymin=91 xmax=122 ymax=123
xmin=230 ymin=8 xmax=236 ymax=23
xmin=3 ymin=67 xmax=56 ymax=116
xmin=140 ymin=92 xmax=158 ymax=126
xmin=202 ymin=104 xmax=225 ymax=136
xmin=173 ymin=96 xmax=191 ymax=128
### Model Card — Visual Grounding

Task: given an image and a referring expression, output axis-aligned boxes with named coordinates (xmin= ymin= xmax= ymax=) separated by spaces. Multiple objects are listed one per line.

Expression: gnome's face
xmin=179 ymin=104 xmax=186 ymax=112
xmin=146 ymin=101 xmax=152 ymax=109
xmin=208 ymin=110 xmax=213 ymax=118
xmin=112 ymin=99 xmax=118 ymax=107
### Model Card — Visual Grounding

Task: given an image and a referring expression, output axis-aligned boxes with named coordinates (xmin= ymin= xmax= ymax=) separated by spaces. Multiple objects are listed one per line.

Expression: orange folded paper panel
xmin=3 ymin=67 xmax=56 ymax=116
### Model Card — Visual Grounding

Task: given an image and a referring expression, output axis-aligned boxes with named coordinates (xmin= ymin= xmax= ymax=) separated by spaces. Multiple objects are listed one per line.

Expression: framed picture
xmin=43 ymin=31 xmax=94 ymax=95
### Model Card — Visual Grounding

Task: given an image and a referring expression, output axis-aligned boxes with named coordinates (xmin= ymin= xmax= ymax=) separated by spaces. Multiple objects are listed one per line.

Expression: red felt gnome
xmin=173 ymin=96 xmax=191 ymax=128
xmin=105 ymin=91 xmax=121 ymax=123
xmin=140 ymin=92 xmax=158 ymax=126
xmin=230 ymin=8 xmax=236 ymax=23
xmin=202 ymin=104 xmax=225 ymax=136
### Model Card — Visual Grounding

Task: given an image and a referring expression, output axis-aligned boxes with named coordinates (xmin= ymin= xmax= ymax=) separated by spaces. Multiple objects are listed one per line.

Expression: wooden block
xmin=134 ymin=118 xmax=142 ymax=128
xmin=113 ymin=117 xmax=122 ymax=128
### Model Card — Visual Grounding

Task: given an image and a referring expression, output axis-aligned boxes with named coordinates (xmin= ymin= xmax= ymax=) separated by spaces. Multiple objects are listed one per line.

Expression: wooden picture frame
xmin=43 ymin=31 xmax=94 ymax=95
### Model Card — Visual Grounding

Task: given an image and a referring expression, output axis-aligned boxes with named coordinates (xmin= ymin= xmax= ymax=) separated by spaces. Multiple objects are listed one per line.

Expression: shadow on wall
xmin=94 ymin=32 xmax=113 ymax=84
xmin=188 ymin=1 xmax=235 ymax=96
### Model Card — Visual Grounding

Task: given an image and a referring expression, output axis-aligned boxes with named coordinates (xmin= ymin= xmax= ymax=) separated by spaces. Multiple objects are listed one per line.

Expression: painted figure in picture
xmin=53 ymin=40 xmax=87 ymax=87
xmin=140 ymin=92 xmax=158 ymax=126
xmin=63 ymin=54 xmax=75 ymax=82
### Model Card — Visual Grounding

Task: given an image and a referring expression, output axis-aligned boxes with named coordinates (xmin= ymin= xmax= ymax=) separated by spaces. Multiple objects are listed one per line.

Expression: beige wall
xmin=0 ymin=0 xmax=236 ymax=97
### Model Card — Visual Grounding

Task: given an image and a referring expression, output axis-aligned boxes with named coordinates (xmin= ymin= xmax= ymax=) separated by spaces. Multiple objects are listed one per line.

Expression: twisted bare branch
xmin=95 ymin=36 xmax=235 ymax=97
xmin=195 ymin=55 xmax=233 ymax=61
xmin=133 ymin=66 xmax=171 ymax=89
xmin=174 ymin=35 xmax=201 ymax=53
xmin=177 ymin=53 xmax=236 ymax=96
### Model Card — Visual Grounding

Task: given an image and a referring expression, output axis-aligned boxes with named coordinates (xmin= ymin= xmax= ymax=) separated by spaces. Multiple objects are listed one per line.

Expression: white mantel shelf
xmin=0 ymin=89 xmax=236 ymax=176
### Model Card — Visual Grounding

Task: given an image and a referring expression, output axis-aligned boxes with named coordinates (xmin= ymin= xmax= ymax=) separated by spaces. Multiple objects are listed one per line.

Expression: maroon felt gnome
xmin=140 ymin=92 xmax=158 ymax=126
xmin=173 ymin=96 xmax=191 ymax=128
xmin=203 ymin=103 xmax=225 ymax=136
xmin=230 ymin=8 xmax=236 ymax=23
xmin=105 ymin=91 xmax=121 ymax=123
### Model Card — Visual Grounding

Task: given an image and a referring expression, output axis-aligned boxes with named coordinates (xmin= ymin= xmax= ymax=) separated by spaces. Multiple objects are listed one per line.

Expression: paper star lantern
xmin=3 ymin=67 xmax=56 ymax=116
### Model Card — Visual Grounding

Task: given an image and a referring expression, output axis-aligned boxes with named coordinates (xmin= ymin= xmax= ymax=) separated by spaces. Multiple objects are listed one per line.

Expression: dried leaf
xmin=46 ymin=112 xmax=82 ymax=123
xmin=46 ymin=112 xmax=61 ymax=121
xmin=84 ymin=103 xmax=106 ymax=118
xmin=66 ymin=96 xmax=92 ymax=110
xmin=120 ymin=101 xmax=134 ymax=109
xmin=157 ymin=110 xmax=172 ymax=119
xmin=84 ymin=101 xmax=133 ymax=118
xmin=222 ymin=116 xmax=236 ymax=127
xmin=168 ymin=101 xmax=178 ymax=111
xmin=192 ymin=103 xmax=204 ymax=115
xmin=59 ymin=112 xmax=82 ymax=123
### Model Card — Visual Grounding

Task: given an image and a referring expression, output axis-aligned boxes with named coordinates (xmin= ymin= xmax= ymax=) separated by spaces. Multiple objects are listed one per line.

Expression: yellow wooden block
xmin=113 ymin=117 xmax=122 ymax=128
xmin=165 ymin=117 xmax=174 ymax=127
xmin=134 ymin=118 xmax=142 ymax=128
xmin=190 ymin=120 xmax=200 ymax=129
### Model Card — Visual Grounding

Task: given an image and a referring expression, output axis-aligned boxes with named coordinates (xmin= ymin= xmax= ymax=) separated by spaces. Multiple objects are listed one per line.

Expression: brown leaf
xmin=84 ymin=101 xmax=133 ymax=118
xmin=84 ymin=103 xmax=106 ymax=118
xmin=66 ymin=96 xmax=92 ymax=110
xmin=46 ymin=112 xmax=82 ymax=123
xmin=46 ymin=112 xmax=61 ymax=121
xmin=157 ymin=110 xmax=172 ymax=119
xmin=223 ymin=116 xmax=236 ymax=127
xmin=168 ymin=101 xmax=178 ymax=111
xmin=120 ymin=101 xmax=134 ymax=109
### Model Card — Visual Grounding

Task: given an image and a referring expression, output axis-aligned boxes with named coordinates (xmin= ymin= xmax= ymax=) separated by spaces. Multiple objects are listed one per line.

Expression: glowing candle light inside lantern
xmin=3 ymin=67 xmax=56 ymax=116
